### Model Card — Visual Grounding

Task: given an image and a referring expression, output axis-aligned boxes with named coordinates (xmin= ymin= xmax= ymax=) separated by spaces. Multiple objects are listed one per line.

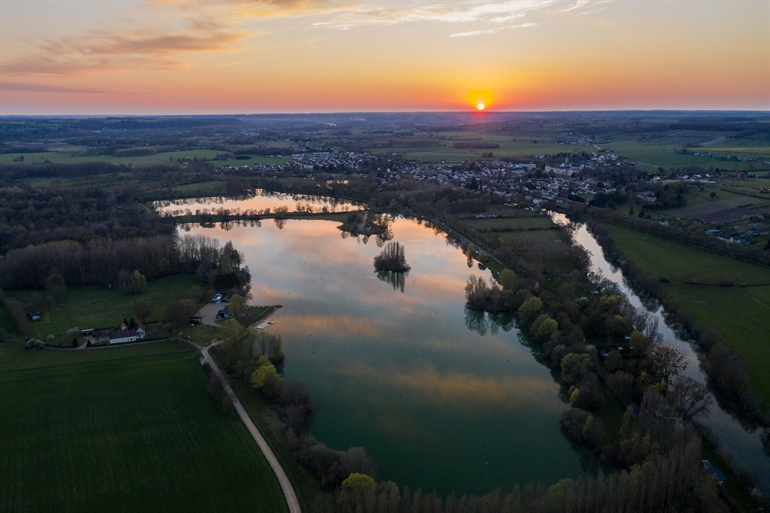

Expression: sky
xmin=0 ymin=0 xmax=768 ymax=114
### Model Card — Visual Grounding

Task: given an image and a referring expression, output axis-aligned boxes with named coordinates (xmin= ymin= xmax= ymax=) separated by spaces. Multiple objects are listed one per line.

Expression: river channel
xmin=174 ymin=195 xmax=602 ymax=496
xmin=551 ymin=213 xmax=770 ymax=494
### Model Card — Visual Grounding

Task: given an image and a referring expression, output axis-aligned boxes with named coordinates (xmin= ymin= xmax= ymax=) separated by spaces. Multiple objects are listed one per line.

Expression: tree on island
xmin=373 ymin=241 xmax=410 ymax=273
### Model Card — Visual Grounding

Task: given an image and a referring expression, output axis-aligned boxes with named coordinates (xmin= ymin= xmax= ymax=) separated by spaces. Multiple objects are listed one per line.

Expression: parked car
xmin=212 ymin=293 xmax=223 ymax=303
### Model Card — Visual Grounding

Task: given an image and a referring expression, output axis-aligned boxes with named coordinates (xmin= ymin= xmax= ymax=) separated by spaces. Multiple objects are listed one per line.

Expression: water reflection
xmin=155 ymin=189 xmax=360 ymax=216
xmin=551 ymin=212 xmax=770 ymax=493
xmin=376 ymin=270 xmax=408 ymax=293
xmin=463 ymin=308 xmax=516 ymax=336
xmin=181 ymin=215 xmax=600 ymax=495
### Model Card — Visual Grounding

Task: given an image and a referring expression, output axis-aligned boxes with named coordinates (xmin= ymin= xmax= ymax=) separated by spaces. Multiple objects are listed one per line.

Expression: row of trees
xmin=588 ymin=219 xmax=764 ymax=424
xmin=316 ymin=437 xmax=726 ymax=513
xmin=0 ymin=233 xmax=241 ymax=291
xmin=209 ymin=327 xmax=386 ymax=492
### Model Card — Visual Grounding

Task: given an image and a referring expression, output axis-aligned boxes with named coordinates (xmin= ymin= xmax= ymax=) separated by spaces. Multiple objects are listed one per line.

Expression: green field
xmin=603 ymin=224 xmax=770 ymax=405
xmin=8 ymin=274 xmax=203 ymax=337
xmin=0 ymin=341 xmax=288 ymax=513
xmin=0 ymin=151 xmax=288 ymax=168
xmin=464 ymin=216 xmax=556 ymax=231
xmin=605 ymin=225 xmax=770 ymax=284
xmin=227 ymin=378 xmax=324 ymax=511
xmin=661 ymin=284 xmax=770 ymax=406
xmin=605 ymin=141 xmax=763 ymax=170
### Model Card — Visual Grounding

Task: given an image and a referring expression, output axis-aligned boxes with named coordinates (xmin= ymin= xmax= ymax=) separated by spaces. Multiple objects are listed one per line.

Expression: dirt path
xmin=196 ymin=341 xmax=301 ymax=513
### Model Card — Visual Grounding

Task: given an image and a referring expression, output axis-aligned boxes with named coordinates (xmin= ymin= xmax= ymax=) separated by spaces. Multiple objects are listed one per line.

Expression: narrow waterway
xmin=551 ymin=213 xmax=770 ymax=494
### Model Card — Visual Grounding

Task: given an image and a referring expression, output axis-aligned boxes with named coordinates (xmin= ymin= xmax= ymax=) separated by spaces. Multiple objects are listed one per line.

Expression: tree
xmin=669 ymin=376 xmax=712 ymax=420
xmin=338 ymin=473 xmax=377 ymax=509
xmin=498 ymin=269 xmax=517 ymax=290
xmin=373 ymin=241 xmax=410 ymax=272
xmin=607 ymin=370 xmax=635 ymax=399
xmin=45 ymin=273 xmax=67 ymax=303
xmin=518 ymin=297 xmax=543 ymax=325
xmin=646 ymin=344 xmax=686 ymax=387
xmin=251 ymin=360 xmax=279 ymax=389
xmin=125 ymin=270 xmax=147 ymax=294
xmin=465 ymin=275 xmax=490 ymax=310
xmin=228 ymin=294 xmax=244 ymax=319
xmin=561 ymin=353 xmax=593 ymax=385
xmin=164 ymin=299 xmax=197 ymax=327
xmin=530 ymin=314 xmax=558 ymax=343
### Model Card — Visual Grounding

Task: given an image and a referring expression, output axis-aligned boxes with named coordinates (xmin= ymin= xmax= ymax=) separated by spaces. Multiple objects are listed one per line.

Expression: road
xmin=197 ymin=341 xmax=301 ymax=513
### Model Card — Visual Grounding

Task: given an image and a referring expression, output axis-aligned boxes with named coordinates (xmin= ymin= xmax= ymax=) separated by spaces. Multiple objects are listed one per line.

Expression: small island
xmin=373 ymin=241 xmax=411 ymax=273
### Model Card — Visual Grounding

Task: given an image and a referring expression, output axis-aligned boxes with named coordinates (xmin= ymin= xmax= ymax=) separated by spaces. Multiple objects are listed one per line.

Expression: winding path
xmin=196 ymin=340 xmax=301 ymax=513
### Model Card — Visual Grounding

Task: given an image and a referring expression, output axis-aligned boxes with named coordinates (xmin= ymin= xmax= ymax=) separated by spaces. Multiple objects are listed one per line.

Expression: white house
xmin=109 ymin=324 xmax=147 ymax=345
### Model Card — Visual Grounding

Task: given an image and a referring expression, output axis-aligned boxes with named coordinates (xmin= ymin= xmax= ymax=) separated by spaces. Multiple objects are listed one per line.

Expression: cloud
xmin=449 ymin=21 xmax=539 ymax=37
xmin=299 ymin=1 xmax=596 ymax=34
xmin=0 ymin=82 xmax=106 ymax=94
xmin=4 ymin=18 xmax=247 ymax=77
xmin=450 ymin=28 xmax=503 ymax=38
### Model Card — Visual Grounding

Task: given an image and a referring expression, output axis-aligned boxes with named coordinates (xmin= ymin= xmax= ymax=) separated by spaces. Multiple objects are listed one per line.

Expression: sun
xmin=476 ymin=102 xmax=486 ymax=111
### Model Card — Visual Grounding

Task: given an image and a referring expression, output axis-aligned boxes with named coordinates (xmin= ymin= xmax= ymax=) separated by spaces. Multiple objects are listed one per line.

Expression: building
xmin=109 ymin=324 xmax=147 ymax=345
xmin=110 ymin=329 xmax=137 ymax=344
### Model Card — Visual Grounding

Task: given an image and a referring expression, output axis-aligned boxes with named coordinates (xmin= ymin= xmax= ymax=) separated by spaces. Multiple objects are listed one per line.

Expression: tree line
xmin=587 ymin=220 xmax=765 ymax=425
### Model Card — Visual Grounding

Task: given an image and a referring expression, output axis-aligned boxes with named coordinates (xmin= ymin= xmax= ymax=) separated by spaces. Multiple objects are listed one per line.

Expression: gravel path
xmin=197 ymin=341 xmax=301 ymax=513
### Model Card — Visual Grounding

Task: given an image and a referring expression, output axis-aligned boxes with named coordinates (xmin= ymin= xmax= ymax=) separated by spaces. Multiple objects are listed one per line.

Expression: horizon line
xmin=2 ymin=108 xmax=769 ymax=118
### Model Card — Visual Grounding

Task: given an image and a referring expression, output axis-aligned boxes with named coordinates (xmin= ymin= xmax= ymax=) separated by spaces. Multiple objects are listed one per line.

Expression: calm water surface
xmin=157 ymin=190 xmax=359 ymax=216
xmin=181 ymin=214 xmax=600 ymax=495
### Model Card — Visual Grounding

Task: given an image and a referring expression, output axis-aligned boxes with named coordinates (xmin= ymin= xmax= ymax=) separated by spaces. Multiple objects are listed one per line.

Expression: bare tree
xmin=669 ymin=376 xmax=713 ymax=420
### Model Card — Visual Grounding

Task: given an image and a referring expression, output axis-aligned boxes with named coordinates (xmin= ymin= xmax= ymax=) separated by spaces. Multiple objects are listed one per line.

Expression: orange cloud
xmin=5 ymin=19 xmax=247 ymax=77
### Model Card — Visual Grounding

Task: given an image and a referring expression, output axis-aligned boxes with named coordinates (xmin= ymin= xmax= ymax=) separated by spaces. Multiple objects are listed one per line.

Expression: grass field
xmin=7 ymin=274 xmax=203 ymax=337
xmin=464 ymin=216 xmax=556 ymax=231
xmin=661 ymin=283 xmax=770 ymax=406
xmin=0 ymin=341 xmax=288 ymax=513
xmin=497 ymin=230 xmax=562 ymax=245
xmin=227 ymin=378 xmax=324 ymax=511
xmin=605 ymin=141 xmax=762 ymax=170
xmin=605 ymin=225 xmax=770 ymax=284
xmin=0 ymin=151 xmax=288 ymax=168
xmin=603 ymin=224 xmax=770 ymax=405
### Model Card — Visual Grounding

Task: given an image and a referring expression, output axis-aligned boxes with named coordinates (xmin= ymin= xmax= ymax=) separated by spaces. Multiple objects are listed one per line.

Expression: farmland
xmin=0 ymin=150 xmax=288 ymax=168
xmin=605 ymin=224 xmax=770 ymax=284
xmin=662 ymin=284 xmax=770 ymax=405
xmin=603 ymin=224 xmax=770 ymax=405
xmin=0 ymin=341 xmax=288 ymax=513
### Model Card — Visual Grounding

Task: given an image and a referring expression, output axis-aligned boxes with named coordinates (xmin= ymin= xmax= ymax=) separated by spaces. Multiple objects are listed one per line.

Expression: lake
xmin=180 ymin=212 xmax=600 ymax=495
xmin=157 ymin=190 xmax=360 ymax=217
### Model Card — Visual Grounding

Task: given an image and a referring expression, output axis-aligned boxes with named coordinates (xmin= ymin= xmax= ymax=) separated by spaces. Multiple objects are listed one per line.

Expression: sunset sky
xmin=1 ymin=0 xmax=768 ymax=114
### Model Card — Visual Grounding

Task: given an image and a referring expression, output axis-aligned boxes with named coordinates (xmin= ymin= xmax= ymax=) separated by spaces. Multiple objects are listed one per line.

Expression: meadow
xmin=605 ymin=225 xmax=770 ymax=284
xmin=661 ymin=284 xmax=770 ymax=406
xmin=0 ymin=150 xmax=288 ymax=168
xmin=604 ymin=224 xmax=770 ymax=405
xmin=464 ymin=216 xmax=556 ymax=231
xmin=7 ymin=274 xmax=203 ymax=337
xmin=0 ymin=341 xmax=288 ymax=513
